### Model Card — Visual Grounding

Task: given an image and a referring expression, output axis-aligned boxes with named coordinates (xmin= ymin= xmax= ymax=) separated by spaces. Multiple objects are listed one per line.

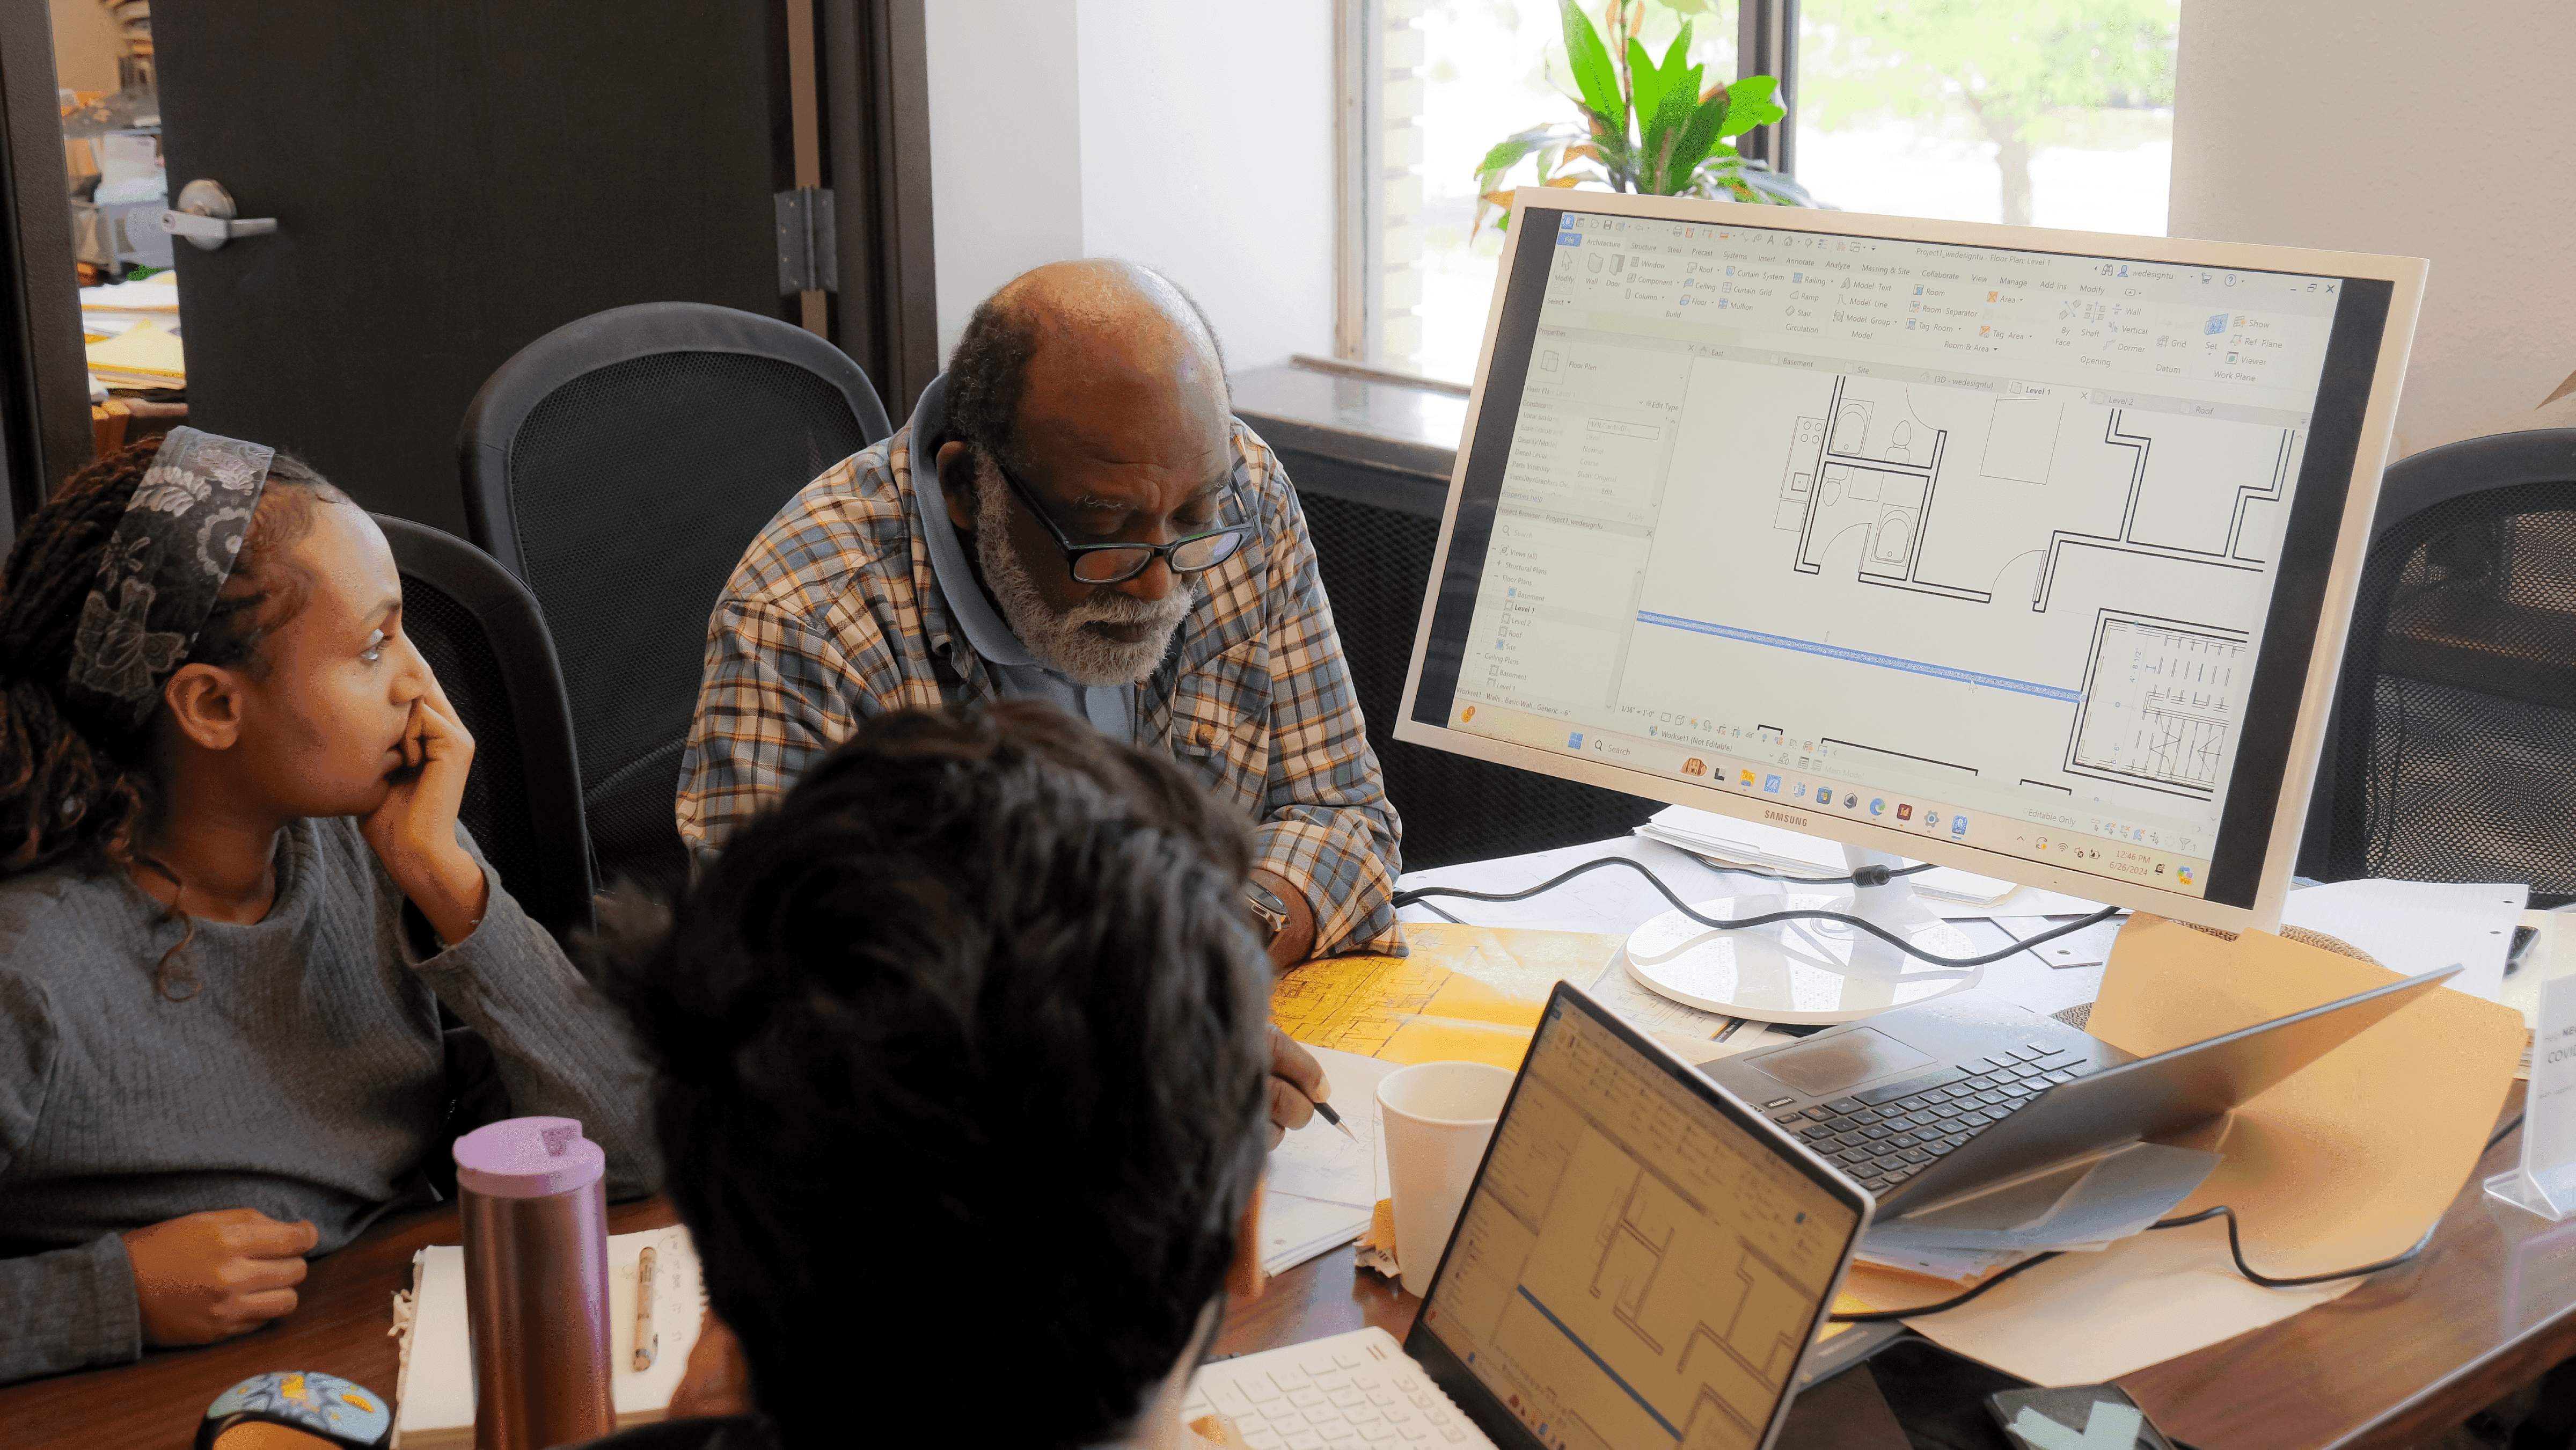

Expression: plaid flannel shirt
xmin=676 ymin=415 xmax=1404 ymax=958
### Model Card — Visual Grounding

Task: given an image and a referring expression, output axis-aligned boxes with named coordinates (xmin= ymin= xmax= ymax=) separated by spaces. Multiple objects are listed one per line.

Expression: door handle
xmin=160 ymin=179 xmax=277 ymax=251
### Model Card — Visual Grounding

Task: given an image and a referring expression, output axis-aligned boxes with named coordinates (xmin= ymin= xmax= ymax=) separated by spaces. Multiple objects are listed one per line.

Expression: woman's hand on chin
xmin=360 ymin=671 xmax=489 ymax=946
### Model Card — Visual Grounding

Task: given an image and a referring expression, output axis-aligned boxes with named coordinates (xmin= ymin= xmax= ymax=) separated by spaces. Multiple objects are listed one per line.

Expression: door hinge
xmin=774 ymin=187 xmax=837 ymax=295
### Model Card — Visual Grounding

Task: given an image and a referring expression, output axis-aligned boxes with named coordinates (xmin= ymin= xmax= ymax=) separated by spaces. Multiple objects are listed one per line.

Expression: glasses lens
xmin=1071 ymin=548 xmax=1152 ymax=584
xmin=1171 ymin=530 xmax=1247 ymax=573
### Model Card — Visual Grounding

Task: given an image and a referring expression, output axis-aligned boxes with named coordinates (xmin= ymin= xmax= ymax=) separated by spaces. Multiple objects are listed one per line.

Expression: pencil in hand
xmin=1311 ymin=1096 xmax=1359 ymax=1146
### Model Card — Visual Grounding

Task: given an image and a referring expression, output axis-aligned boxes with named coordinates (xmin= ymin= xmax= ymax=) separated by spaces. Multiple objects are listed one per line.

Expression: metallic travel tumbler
xmin=455 ymin=1117 xmax=616 ymax=1450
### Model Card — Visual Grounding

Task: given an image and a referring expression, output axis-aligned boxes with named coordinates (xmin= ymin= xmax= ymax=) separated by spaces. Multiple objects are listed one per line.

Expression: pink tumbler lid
xmin=452 ymin=1116 xmax=605 ymax=1199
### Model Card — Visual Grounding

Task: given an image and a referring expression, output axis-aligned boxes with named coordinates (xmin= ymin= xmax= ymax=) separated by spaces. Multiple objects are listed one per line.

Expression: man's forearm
xmin=1253 ymin=808 xmax=1401 ymax=958
xmin=1249 ymin=866 xmax=1318 ymax=968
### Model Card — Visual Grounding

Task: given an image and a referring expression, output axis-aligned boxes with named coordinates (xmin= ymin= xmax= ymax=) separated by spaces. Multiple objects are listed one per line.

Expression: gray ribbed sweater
xmin=0 ymin=817 xmax=657 ymax=1385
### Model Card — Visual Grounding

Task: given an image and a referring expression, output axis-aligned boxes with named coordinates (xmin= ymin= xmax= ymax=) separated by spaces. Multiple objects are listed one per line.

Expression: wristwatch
xmin=1245 ymin=881 xmax=1292 ymax=943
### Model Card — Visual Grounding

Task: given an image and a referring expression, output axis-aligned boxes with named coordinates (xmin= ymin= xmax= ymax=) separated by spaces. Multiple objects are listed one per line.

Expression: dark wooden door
xmin=152 ymin=2 xmax=795 ymax=533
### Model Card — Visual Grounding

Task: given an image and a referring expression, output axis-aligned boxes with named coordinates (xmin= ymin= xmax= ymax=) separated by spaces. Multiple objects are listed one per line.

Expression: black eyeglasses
xmin=993 ymin=459 xmax=1256 ymax=585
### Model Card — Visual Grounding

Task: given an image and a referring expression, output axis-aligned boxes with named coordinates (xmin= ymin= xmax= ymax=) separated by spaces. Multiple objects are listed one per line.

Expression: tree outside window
xmin=1797 ymin=0 xmax=2180 ymax=233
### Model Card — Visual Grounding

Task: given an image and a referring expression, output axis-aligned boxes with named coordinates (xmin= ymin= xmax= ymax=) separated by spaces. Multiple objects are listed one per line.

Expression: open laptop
xmin=1186 ymin=982 xmax=1871 ymax=1450
xmin=1699 ymin=965 xmax=2461 ymax=1213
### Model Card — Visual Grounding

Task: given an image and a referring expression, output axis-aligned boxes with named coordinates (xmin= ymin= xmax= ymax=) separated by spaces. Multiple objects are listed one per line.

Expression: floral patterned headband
xmin=64 ymin=426 xmax=277 ymax=732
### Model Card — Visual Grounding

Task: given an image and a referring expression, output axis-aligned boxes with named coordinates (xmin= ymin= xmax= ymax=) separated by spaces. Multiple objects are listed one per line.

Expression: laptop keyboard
xmin=1761 ymin=1042 xmax=2097 ymax=1194
xmin=1184 ymin=1328 xmax=1492 ymax=1448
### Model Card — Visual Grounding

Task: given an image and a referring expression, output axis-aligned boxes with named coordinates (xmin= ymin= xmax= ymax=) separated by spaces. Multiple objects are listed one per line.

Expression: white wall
xmin=1073 ymin=1 xmax=1336 ymax=372
xmin=2170 ymin=0 xmax=2576 ymax=457
xmin=924 ymin=0 xmax=1337 ymax=373
xmin=923 ymin=0 xmax=1087 ymax=366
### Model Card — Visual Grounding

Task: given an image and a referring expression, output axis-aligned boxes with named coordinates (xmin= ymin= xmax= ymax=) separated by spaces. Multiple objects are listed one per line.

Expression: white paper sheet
xmin=1267 ymin=1047 xmax=1399 ymax=1208
xmin=1869 ymin=1142 xmax=2220 ymax=1252
xmin=1256 ymin=1190 xmax=1371 ymax=1277
xmin=1260 ymin=1048 xmax=1407 ymax=1274
xmin=2280 ymin=878 xmax=2530 ymax=1001
xmin=1995 ymin=915 xmax=2125 ymax=970
xmin=1579 ymin=952 xmax=1804 ymax=1062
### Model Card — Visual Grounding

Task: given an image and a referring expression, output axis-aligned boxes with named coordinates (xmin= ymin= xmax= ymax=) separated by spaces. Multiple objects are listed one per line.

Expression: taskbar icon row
xmin=1700 ymin=761 xmax=1977 ymax=842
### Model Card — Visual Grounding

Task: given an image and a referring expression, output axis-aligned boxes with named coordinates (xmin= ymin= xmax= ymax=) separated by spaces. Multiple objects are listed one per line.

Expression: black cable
xmin=1392 ymin=855 xmax=2120 ymax=970
xmin=1829 ymin=1200 xmax=2438 ymax=1322
xmin=2488 ymin=1112 xmax=2526 ymax=1154
xmin=2141 ymin=1203 xmax=2436 ymax=1288
xmin=1690 ymin=859 xmax=1943 ymax=888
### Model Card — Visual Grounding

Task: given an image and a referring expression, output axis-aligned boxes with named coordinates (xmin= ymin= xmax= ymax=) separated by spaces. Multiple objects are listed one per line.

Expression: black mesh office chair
xmin=1283 ymin=451 xmax=1662 ymax=872
xmin=456 ymin=303 xmax=892 ymax=895
xmin=2299 ymin=428 xmax=2576 ymax=908
xmin=374 ymin=513 xmax=594 ymax=943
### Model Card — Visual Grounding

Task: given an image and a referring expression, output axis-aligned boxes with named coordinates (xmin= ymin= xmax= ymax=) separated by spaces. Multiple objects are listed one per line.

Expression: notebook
xmin=389 ymin=1224 xmax=706 ymax=1449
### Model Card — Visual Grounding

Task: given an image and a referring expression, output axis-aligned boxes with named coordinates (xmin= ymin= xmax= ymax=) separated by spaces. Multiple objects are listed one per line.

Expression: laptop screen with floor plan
xmin=1400 ymin=195 xmax=2420 ymax=919
xmin=1409 ymin=990 xmax=1865 ymax=1450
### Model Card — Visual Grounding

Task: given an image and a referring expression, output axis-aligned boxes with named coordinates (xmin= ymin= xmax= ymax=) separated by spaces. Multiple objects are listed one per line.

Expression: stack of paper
xmin=2281 ymin=878 xmax=2528 ymax=1002
xmin=1857 ymin=1141 xmax=2220 ymax=1286
xmin=1838 ymin=915 xmax=2524 ymax=1386
xmin=389 ymin=1225 xmax=706 ymax=1449
xmin=80 ymin=272 xmax=178 ymax=344
xmin=85 ymin=318 xmax=184 ymax=390
xmin=1637 ymin=807 xmax=2016 ymax=906
xmin=1261 ymin=1046 xmax=1401 ymax=1274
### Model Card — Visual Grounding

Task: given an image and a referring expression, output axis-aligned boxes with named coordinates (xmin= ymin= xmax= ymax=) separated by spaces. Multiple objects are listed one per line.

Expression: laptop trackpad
xmin=1751 ymin=1028 xmax=1935 ymax=1098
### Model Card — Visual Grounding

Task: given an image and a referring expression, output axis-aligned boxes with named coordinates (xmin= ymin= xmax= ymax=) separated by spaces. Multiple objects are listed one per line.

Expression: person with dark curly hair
xmin=586 ymin=701 xmax=1272 ymax=1450
xmin=0 ymin=432 xmax=655 ymax=1387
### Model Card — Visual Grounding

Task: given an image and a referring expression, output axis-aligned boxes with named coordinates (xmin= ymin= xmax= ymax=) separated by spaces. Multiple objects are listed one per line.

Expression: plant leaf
xmin=1665 ymin=90 xmax=1735 ymax=186
xmin=1714 ymin=74 xmax=1783 ymax=139
xmin=1628 ymin=27 xmax=1705 ymax=192
xmin=1559 ymin=0 xmax=1629 ymax=144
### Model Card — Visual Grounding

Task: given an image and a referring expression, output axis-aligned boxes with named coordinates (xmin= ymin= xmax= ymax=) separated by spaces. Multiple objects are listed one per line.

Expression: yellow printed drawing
xmin=1272 ymin=925 xmax=1625 ymax=1068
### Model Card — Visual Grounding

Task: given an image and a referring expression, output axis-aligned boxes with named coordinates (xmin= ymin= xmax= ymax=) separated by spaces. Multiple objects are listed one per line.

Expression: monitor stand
xmin=1617 ymin=844 xmax=1985 ymax=1025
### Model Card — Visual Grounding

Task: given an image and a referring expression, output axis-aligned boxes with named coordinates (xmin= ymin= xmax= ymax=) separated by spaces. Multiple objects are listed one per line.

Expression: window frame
xmin=1334 ymin=0 xmax=1801 ymax=377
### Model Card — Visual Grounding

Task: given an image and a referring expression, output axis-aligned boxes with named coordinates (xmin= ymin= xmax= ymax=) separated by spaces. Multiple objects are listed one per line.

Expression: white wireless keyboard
xmin=1183 ymin=1327 xmax=1497 ymax=1449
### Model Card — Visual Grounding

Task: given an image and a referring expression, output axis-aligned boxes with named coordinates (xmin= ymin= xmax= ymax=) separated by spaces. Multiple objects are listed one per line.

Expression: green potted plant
xmin=1475 ymin=0 xmax=1815 ymax=234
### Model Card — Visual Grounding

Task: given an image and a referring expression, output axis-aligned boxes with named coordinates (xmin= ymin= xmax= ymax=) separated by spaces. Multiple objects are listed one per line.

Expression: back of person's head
xmin=0 ymin=436 xmax=346 ymax=882
xmin=604 ymin=701 xmax=1272 ymax=1448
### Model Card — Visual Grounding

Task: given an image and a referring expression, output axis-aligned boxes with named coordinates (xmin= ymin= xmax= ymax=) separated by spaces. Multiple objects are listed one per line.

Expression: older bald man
xmin=679 ymin=260 xmax=1402 ymax=974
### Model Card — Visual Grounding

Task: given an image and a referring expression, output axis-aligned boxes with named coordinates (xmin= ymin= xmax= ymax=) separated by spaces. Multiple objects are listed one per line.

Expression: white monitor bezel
xmin=1390 ymin=187 xmax=2427 ymax=934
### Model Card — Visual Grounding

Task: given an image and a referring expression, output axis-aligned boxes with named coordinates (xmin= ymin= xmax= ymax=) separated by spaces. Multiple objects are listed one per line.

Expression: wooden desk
xmin=2120 ymin=1089 xmax=2559 ymax=1449
xmin=0 ymin=1099 xmax=2559 ymax=1450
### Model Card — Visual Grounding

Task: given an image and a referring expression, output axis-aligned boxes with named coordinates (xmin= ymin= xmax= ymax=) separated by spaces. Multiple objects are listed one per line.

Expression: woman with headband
xmin=0 ymin=432 xmax=655 ymax=1386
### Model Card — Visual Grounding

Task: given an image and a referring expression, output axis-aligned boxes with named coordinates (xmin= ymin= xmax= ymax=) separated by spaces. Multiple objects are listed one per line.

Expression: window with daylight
xmin=1349 ymin=1 xmax=2179 ymax=387
xmin=1794 ymin=0 xmax=2180 ymax=234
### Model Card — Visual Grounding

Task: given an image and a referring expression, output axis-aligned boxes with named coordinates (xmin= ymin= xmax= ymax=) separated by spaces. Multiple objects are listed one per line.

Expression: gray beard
xmin=972 ymin=467 xmax=1195 ymax=688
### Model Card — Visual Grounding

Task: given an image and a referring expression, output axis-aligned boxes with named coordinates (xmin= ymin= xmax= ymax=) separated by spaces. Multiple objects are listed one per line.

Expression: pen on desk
xmin=1311 ymin=1095 xmax=1359 ymax=1145
xmin=632 ymin=1245 xmax=658 ymax=1371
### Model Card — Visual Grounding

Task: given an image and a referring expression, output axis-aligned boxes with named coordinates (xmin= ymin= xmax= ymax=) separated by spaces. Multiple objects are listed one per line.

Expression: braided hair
xmin=0 ymin=438 xmax=346 ymax=889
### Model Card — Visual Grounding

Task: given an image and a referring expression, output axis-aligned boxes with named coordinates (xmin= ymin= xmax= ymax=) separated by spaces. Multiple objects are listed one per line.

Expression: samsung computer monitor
xmin=1393 ymin=189 xmax=2426 ymax=1021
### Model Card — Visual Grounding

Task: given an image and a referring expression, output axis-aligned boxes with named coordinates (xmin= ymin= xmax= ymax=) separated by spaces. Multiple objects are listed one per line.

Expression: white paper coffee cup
xmin=1376 ymin=1060 xmax=1516 ymax=1298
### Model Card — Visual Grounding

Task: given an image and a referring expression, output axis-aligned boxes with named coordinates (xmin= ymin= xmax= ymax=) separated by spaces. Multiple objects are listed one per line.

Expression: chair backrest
xmin=2299 ymin=428 xmax=2576 ymax=907
xmin=1279 ymin=449 xmax=1660 ymax=872
xmin=374 ymin=513 xmax=594 ymax=942
xmin=456 ymin=303 xmax=891 ymax=894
